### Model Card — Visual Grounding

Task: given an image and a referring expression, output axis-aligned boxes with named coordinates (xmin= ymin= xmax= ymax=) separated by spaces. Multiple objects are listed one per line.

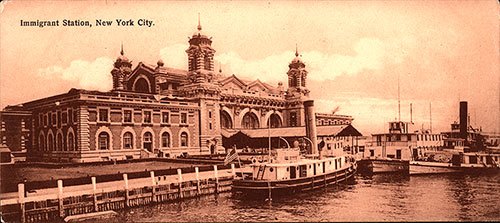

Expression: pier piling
xmin=123 ymin=174 xmax=129 ymax=207
xmin=57 ymin=180 xmax=64 ymax=218
xmin=150 ymin=171 xmax=157 ymax=203
xmin=177 ymin=169 xmax=183 ymax=199
xmin=91 ymin=177 xmax=98 ymax=211
xmin=195 ymin=167 xmax=201 ymax=195
xmin=18 ymin=183 xmax=25 ymax=223
xmin=231 ymin=164 xmax=236 ymax=178
xmin=214 ymin=165 xmax=219 ymax=194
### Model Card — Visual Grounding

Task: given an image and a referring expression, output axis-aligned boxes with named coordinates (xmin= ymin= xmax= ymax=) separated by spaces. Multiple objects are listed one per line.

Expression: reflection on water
xmin=83 ymin=173 xmax=500 ymax=222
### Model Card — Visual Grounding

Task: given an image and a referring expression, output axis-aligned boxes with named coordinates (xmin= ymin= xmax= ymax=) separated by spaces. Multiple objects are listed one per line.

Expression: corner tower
xmin=111 ymin=45 xmax=132 ymax=90
xmin=186 ymin=24 xmax=215 ymax=71
xmin=286 ymin=46 xmax=310 ymax=98
xmin=180 ymin=16 xmax=221 ymax=153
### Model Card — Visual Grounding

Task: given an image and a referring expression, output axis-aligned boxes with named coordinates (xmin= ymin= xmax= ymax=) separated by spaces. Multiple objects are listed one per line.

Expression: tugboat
xmin=232 ymin=147 xmax=356 ymax=198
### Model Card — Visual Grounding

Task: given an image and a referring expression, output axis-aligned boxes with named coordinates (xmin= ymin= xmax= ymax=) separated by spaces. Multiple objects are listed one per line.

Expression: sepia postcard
xmin=1 ymin=1 xmax=499 ymax=222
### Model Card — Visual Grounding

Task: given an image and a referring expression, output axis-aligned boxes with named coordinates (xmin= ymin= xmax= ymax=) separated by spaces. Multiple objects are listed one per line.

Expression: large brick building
xmin=1 ymin=21 xmax=360 ymax=163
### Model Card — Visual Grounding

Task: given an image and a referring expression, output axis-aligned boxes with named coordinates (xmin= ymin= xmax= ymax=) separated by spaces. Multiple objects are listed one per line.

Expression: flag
xmin=224 ymin=147 xmax=238 ymax=165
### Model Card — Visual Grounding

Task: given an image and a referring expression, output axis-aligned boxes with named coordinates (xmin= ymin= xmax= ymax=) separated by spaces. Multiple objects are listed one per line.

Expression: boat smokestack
xmin=460 ymin=101 xmax=468 ymax=139
xmin=304 ymin=100 xmax=318 ymax=155
xmin=410 ymin=103 xmax=413 ymax=124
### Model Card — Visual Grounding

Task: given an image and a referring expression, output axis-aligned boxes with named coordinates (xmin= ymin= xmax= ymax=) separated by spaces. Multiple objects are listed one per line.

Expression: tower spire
xmin=295 ymin=43 xmax=299 ymax=57
xmin=197 ymin=13 xmax=202 ymax=31
xmin=120 ymin=42 xmax=124 ymax=56
xmin=219 ymin=62 xmax=222 ymax=73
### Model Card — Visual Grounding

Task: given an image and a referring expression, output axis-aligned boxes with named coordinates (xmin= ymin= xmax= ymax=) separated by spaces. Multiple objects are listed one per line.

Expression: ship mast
xmin=398 ymin=73 xmax=401 ymax=122
xmin=429 ymin=102 xmax=432 ymax=133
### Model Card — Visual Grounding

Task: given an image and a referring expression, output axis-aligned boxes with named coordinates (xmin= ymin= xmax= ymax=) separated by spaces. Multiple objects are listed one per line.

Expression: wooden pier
xmin=1 ymin=164 xmax=240 ymax=223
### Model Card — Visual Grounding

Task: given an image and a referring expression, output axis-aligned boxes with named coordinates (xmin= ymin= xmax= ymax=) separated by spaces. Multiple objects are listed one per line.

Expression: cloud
xmin=215 ymin=37 xmax=405 ymax=83
xmin=38 ymin=57 xmax=114 ymax=91
xmin=159 ymin=44 xmax=189 ymax=70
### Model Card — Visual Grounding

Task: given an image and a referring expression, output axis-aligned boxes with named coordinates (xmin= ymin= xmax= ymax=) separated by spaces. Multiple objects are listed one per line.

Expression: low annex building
xmin=0 ymin=21 xmax=361 ymax=163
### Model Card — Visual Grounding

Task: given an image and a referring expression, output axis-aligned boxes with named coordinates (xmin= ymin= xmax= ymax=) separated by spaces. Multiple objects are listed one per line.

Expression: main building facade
xmin=1 ymin=22 xmax=357 ymax=163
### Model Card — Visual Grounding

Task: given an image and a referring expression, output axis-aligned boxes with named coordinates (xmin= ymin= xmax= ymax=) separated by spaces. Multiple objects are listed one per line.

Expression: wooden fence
xmin=1 ymin=164 xmax=237 ymax=223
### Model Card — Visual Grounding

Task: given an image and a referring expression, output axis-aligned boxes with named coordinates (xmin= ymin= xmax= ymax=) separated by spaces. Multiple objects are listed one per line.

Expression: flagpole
xmin=236 ymin=152 xmax=244 ymax=179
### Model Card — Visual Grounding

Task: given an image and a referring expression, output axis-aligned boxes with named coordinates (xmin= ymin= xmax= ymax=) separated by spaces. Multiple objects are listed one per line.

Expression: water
xmin=87 ymin=173 xmax=500 ymax=222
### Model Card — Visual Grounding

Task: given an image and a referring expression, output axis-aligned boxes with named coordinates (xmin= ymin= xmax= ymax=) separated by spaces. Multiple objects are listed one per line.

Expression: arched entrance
xmin=269 ymin=113 xmax=282 ymax=128
xmin=221 ymin=110 xmax=233 ymax=129
xmin=242 ymin=112 xmax=259 ymax=129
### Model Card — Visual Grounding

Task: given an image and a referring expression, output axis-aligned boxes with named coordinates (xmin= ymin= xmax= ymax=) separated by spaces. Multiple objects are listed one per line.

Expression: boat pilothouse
xmin=232 ymin=147 xmax=357 ymax=198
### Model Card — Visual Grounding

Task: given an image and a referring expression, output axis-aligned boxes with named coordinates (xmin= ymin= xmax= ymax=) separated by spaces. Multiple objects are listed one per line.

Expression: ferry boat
xmin=232 ymin=148 xmax=357 ymax=198
xmin=358 ymin=121 xmax=422 ymax=174
xmin=409 ymin=101 xmax=500 ymax=175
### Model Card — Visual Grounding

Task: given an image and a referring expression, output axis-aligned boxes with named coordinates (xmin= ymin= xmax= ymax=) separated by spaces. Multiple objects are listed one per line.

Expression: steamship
xmin=231 ymin=147 xmax=357 ymax=198
xmin=409 ymin=101 xmax=500 ymax=175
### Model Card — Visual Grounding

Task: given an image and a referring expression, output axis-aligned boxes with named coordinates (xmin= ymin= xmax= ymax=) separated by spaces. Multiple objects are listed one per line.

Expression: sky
xmin=1 ymin=1 xmax=499 ymax=135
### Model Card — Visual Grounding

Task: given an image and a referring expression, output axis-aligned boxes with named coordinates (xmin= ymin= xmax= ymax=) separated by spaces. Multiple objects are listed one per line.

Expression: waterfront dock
xmin=1 ymin=164 xmax=247 ymax=223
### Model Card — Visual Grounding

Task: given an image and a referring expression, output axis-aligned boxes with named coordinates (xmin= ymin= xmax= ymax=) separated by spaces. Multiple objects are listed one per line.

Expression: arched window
xmin=269 ymin=113 xmax=282 ymax=128
xmin=48 ymin=134 xmax=54 ymax=151
xmin=161 ymin=132 xmax=170 ymax=148
xmin=242 ymin=112 xmax=259 ymax=129
xmin=68 ymin=132 xmax=74 ymax=151
xmin=39 ymin=134 xmax=45 ymax=151
xmin=134 ymin=78 xmax=150 ymax=93
xmin=57 ymin=133 xmax=63 ymax=151
xmin=98 ymin=132 xmax=110 ymax=150
xmin=123 ymin=132 xmax=133 ymax=149
xmin=180 ymin=132 xmax=188 ymax=147
xmin=143 ymin=132 xmax=153 ymax=152
xmin=220 ymin=111 xmax=233 ymax=129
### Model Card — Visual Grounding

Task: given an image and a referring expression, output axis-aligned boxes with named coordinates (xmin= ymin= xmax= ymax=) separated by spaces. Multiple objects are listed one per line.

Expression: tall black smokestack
xmin=304 ymin=100 xmax=318 ymax=155
xmin=460 ymin=101 xmax=468 ymax=139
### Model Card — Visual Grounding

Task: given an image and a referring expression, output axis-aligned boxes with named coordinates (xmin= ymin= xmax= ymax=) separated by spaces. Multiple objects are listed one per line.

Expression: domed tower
xmin=111 ymin=45 xmax=132 ymax=90
xmin=180 ymin=15 xmax=222 ymax=153
xmin=186 ymin=16 xmax=216 ymax=75
xmin=286 ymin=46 xmax=309 ymax=97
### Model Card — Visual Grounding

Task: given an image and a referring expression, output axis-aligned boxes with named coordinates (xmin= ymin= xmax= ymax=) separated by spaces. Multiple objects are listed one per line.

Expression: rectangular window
xmin=68 ymin=109 xmax=73 ymax=123
xmin=52 ymin=113 xmax=57 ymax=126
xmin=162 ymin=112 xmax=169 ymax=123
xmin=62 ymin=112 xmax=68 ymax=124
xmin=44 ymin=114 xmax=48 ymax=126
xmin=209 ymin=122 xmax=212 ymax=130
xmin=39 ymin=114 xmax=43 ymax=126
xmin=98 ymin=109 xmax=109 ymax=122
xmin=144 ymin=111 xmax=152 ymax=123
xmin=180 ymin=112 xmax=187 ymax=124
xmin=123 ymin=110 xmax=132 ymax=123
xmin=73 ymin=108 xmax=78 ymax=123
xmin=57 ymin=111 xmax=61 ymax=127
xmin=209 ymin=111 xmax=212 ymax=119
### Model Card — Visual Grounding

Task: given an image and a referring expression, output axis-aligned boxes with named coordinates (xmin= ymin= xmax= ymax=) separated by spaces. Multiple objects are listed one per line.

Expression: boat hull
xmin=232 ymin=165 xmax=356 ymax=198
xmin=410 ymin=161 xmax=461 ymax=175
xmin=358 ymin=158 xmax=409 ymax=174
xmin=410 ymin=161 xmax=500 ymax=175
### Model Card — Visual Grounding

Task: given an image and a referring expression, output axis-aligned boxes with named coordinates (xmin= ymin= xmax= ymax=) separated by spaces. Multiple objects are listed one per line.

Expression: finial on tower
xmin=295 ymin=43 xmax=299 ymax=57
xmin=197 ymin=13 xmax=202 ymax=31
xmin=120 ymin=42 xmax=124 ymax=56
xmin=219 ymin=62 xmax=222 ymax=73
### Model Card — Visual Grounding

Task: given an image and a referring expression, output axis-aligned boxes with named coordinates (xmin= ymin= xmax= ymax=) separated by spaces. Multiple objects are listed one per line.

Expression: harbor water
xmin=84 ymin=173 xmax=500 ymax=222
